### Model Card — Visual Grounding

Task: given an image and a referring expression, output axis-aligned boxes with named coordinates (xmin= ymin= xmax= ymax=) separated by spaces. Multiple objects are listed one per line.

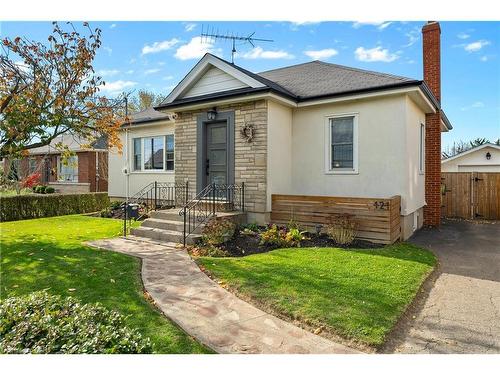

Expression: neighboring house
xmin=442 ymin=143 xmax=500 ymax=172
xmin=4 ymin=134 xmax=108 ymax=193
xmin=109 ymin=21 xmax=452 ymax=240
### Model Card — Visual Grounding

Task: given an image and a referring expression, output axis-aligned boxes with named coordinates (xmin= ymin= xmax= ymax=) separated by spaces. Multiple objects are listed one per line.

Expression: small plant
xmin=259 ymin=224 xmax=288 ymax=248
xmin=21 ymin=173 xmax=41 ymax=189
xmin=202 ymin=217 xmax=237 ymax=246
xmin=243 ymin=222 xmax=260 ymax=232
xmin=0 ymin=291 xmax=153 ymax=354
xmin=34 ymin=185 xmax=44 ymax=193
xmin=325 ymin=214 xmax=357 ymax=246
xmin=285 ymin=227 xmax=308 ymax=247
xmin=44 ymin=186 xmax=55 ymax=194
xmin=110 ymin=200 xmax=123 ymax=210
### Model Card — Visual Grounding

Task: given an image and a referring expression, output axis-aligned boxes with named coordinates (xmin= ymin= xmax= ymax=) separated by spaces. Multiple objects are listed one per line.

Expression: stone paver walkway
xmin=87 ymin=237 xmax=359 ymax=354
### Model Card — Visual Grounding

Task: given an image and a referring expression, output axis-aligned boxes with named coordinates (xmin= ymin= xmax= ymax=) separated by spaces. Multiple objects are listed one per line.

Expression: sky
xmin=1 ymin=21 xmax=499 ymax=149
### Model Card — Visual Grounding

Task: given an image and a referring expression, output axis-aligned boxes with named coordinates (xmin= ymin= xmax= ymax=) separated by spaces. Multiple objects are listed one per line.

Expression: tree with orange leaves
xmin=0 ymin=22 xmax=122 ymax=159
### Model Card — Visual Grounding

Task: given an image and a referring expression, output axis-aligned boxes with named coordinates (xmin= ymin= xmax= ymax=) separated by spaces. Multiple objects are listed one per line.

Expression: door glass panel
xmin=210 ymin=126 xmax=226 ymax=144
xmin=210 ymin=150 xmax=226 ymax=166
xmin=210 ymin=171 xmax=226 ymax=185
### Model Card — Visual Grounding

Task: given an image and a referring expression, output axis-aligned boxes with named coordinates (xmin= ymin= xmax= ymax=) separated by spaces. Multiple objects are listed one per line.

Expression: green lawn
xmin=0 ymin=215 xmax=210 ymax=354
xmin=198 ymin=244 xmax=436 ymax=347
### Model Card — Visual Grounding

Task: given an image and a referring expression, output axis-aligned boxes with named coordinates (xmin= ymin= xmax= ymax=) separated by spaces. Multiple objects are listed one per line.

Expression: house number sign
xmin=374 ymin=201 xmax=389 ymax=210
xmin=240 ymin=123 xmax=255 ymax=143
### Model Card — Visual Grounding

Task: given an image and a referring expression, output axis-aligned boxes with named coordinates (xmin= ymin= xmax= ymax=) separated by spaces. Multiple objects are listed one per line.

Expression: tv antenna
xmin=200 ymin=25 xmax=274 ymax=63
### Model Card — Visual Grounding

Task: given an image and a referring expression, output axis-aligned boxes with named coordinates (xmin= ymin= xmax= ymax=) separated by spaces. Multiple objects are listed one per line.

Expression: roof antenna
xmin=201 ymin=25 xmax=273 ymax=63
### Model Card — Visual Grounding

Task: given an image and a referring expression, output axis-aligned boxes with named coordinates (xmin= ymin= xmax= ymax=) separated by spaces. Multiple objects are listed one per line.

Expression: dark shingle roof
xmin=127 ymin=107 xmax=173 ymax=125
xmin=258 ymin=60 xmax=418 ymax=99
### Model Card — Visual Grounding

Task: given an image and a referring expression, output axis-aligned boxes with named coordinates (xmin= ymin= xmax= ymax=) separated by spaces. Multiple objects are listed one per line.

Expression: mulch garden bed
xmin=213 ymin=228 xmax=379 ymax=257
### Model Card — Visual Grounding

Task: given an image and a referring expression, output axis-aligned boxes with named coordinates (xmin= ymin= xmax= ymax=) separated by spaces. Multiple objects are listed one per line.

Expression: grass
xmin=0 ymin=188 xmax=32 ymax=197
xmin=198 ymin=244 xmax=436 ymax=347
xmin=0 ymin=215 xmax=210 ymax=354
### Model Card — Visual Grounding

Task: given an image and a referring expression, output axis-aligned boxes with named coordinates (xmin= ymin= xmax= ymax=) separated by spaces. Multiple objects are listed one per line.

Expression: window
xmin=326 ymin=115 xmax=358 ymax=173
xmin=144 ymin=136 xmax=164 ymax=170
xmin=28 ymin=158 xmax=37 ymax=174
xmin=57 ymin=155 xmax=78 ymax=182
xmin=419 ymin=123 xmax=425 ymax=173
xmin=132 ymin=134 xmax=174 ymax=172
xmin=165 ymin=134 xmax=174 ymax=171
xmin=133 ymin=138 xmax=141 ymax=171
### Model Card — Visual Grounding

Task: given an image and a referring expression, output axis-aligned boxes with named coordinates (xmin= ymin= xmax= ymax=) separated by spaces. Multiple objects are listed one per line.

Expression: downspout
xmin=95 ymin=151 xmax=99 ymax=192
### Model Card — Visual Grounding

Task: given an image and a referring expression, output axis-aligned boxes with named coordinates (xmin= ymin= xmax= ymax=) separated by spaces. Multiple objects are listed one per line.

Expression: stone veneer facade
xmin=172 ymin=99 xmax=268 ymax=221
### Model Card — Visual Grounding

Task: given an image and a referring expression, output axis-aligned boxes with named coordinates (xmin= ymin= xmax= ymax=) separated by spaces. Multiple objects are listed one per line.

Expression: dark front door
xmin=205 ymin=122 xmax=228 ymax=187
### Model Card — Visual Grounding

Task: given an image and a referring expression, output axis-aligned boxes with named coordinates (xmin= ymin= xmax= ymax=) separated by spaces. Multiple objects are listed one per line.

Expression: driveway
xmin=394 ymin=219 xmax=500 ymax=353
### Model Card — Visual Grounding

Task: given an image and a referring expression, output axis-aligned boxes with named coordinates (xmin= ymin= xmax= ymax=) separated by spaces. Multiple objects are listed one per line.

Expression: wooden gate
xmin=441 ymin=172 xmax=500 ymax=220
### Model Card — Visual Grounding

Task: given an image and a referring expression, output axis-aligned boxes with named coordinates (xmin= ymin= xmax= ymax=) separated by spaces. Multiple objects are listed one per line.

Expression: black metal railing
xmin=179 ymin=183 xmax=245 ymax=246
xmin=128 ymin=181 xmax=190 ymax=211
xmin=123 ymin=181 xmax=190 ymax=236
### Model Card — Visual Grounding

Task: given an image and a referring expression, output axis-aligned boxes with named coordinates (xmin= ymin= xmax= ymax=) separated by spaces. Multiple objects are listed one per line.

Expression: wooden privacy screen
xmin=441 ymin=172 xmax=500 ymax=220
xmin=271 ymin=194 xmax=401 ymax=244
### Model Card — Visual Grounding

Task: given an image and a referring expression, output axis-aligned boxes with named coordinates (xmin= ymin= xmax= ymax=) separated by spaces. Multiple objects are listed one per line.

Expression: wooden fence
xmin=442 ymin=172 xmax=500 ymax=220
xmin=271 ymin=194 xmax=401 ymax=244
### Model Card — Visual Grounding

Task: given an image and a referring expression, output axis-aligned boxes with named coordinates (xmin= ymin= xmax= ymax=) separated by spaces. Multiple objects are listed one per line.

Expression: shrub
xmin=202 ymin=217 xmax=237 ymax=245
xmin=44 ymin=186 xmax=55 ymax=194
xmin=0 ymin=192 xmax=110 ymax=222
xmin=110 ymin=200 xmax=123 ymax=210
xmin=100 ymin=207 xmax=112 ymax=218
xmin=0 ymin=291 xmax=152 ymax=354
xmin=34 ymin=185 xmax=44 ymax=194
xmin=285 ymin=227 xmax=307 ymax=247
xmin=259 ymin=224 xmax=288 ymax=248
xmin=21 ymin=173 xmax=41 ymax=189
xmin=325 ymin=214 xmax=357 ymax=246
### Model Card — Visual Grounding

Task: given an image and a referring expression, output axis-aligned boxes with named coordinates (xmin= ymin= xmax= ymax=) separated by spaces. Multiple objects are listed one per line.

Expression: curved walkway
xmin=87 ymin=237 xmax=359 ymax=354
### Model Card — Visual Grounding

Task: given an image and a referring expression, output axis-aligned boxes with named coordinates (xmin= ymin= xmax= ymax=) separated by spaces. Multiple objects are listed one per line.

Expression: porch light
xmin=207 ymin=107 xmax=217 ymax=121
xmin=486 ymin=152 xmax=491 ymax=160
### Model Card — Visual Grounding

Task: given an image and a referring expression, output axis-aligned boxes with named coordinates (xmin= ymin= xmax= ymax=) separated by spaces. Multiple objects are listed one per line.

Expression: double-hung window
xmin=326 ymin=114 xmax=358 ymax=174
xmin=132 ymin=134 xmax=174 ymax=172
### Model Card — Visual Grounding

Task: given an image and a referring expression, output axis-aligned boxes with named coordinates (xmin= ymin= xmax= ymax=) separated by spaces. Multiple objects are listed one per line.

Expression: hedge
xmin=0 ymin=192 xmax=110 ymax=222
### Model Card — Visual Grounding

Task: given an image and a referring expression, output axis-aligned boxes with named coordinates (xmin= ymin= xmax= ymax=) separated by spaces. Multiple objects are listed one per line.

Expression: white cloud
xmin=144 ymin=68 xmax=161 ymax=75
xmin=184 ymin=23 xmax=196 ymax=32
xmin=109 ymin=23 xmax=116 ymax=29
xmin=241 ymin=46 xmax=294 ymax=60
xmin=457 ymin=32 xmax=470 ymax=39
xmin=99 ymin=80 xmax=137 ymax=94
xmin=289 ymin=21 xmax=320 ymax=31
xmin=352 ymin=21 xmax=392 ymax=30
xmin=403 ymin=28 xmax=420 ymax=47
xmin=97 ymin=69 xmax=119 ymax=77
xmin=103 ymin=46 xmax=113 ymax=56
xmin=461 ymin=101 xmax=485 ymax=111
xmin=464 ymin=40 xmax=490 ymax=52
xmin=174 ymin=37 xmax=220 ymax=60
xmin=304 ymin=48 xmax=338 ymax=60
xmin=125 ymin=69 xmax=134 ymax=74
xmin=142 ymin=38 xmax=180 ymax=55
xmin=162 ymin=75 xmax=174 ymax=80
xmin=355 ymin=46 xmax=399 ymax=62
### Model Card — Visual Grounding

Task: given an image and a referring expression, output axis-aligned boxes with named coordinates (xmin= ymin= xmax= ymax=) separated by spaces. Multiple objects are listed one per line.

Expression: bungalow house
xmin=4 ymin=134 xmax=109 ymax=193
xmin=442 ymin=143 xmax=500 ymax=172
xmin=108 ymin=21 xmax=452 ymax=243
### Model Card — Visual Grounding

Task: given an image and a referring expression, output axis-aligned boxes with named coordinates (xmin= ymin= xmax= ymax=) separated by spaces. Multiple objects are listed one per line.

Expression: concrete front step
xmin=130 ymin=226 xmax=201 ymax=245
xmin=149 ymin=209 xmax=183 ymax=221
xmin=141 ymin=218 xmax=203 ymax=234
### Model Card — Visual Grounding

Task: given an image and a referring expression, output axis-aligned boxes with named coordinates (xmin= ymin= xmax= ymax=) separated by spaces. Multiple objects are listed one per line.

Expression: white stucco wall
xmin=287 ymin=94 xmax=425 ymax=215
xmin=266 ymin=100 xmax=293 ymax=211
xmin=441 ymin=146 xmax=500 ymax=172
xmin=404 ymin=95 xmax=427 ymax=214
xmin=108 ymin=121 xmax=175 ymax=198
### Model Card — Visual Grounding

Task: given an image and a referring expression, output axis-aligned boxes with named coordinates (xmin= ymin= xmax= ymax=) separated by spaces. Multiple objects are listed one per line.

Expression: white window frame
xmin=324 ymin=113 xmax=359 ymax=175
xmin=57 ymin=155 xmax=78 ymax=182
xmin=419 ymin=123 xmax=425 ymax=174
xmin=131 ymin=134 xmax=175 ymax=174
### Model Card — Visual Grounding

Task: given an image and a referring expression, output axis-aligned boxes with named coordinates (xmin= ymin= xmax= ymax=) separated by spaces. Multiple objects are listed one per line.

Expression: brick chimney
xmin=422 ymin=21 xmax=442 ymax=227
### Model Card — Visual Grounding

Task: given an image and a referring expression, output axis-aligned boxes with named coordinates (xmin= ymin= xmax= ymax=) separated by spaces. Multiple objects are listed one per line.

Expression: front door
xmin=205 ymin=122 xmax=227 ymax=187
